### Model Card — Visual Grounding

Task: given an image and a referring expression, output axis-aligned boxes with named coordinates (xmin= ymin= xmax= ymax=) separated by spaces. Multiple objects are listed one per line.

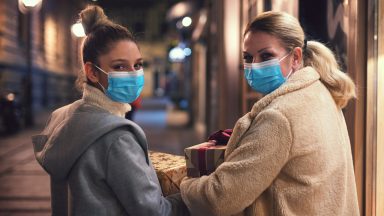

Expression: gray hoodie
xmin=32 ymin=99 xmax=187 ymax=216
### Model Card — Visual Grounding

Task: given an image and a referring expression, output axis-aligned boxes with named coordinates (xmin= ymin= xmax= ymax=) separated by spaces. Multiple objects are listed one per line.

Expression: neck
xmin=82 ymin=84 xmax=131 ymax=117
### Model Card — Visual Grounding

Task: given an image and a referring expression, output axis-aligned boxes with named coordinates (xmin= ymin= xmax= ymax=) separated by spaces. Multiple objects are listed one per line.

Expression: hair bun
xmin=79 ymin=5 xmax=109 ymax=35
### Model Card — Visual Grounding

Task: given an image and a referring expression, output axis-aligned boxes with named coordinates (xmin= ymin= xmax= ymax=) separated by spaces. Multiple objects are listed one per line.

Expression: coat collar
xmin=249 ymin=66 xmax=320 ymax=118
xmin=82 ymin=84 xmax=131 ymax=118
xmin=225 ymin=67 xmax=320 ymax=157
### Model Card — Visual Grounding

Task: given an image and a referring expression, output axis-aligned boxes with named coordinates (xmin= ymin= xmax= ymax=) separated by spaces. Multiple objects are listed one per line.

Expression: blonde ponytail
xmin=303 ymin=41 xmax=356 ymax=108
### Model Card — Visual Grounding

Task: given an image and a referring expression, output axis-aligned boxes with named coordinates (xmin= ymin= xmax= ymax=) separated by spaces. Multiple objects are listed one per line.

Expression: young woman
xmin=32 ymin=5 xmax=187 ymax=216
xmin=180 ymin=11 xmax=359 ymax=216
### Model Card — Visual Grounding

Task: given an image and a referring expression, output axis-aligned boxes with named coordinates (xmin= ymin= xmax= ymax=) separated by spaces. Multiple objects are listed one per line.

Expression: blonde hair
xmin=244 ymin=11 xmax=356 ymax=109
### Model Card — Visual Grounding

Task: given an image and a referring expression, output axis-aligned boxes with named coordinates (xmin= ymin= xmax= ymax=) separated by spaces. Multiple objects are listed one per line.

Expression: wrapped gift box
xmin=148 ymin=151 xmax=186 ymax=196
xmin=184 ymin=142 xmax=226 ymax=177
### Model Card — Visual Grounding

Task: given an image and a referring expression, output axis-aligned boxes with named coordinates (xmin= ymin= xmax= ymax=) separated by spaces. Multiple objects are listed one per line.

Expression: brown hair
xmin=76 ymin=5 xmax=136 ymax=91
xmin=244 ymin=11 xmax=356 ymax=109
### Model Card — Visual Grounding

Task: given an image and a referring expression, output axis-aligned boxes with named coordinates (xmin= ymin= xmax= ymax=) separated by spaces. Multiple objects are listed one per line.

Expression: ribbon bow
xmin=208 ymin=129 xmax=233 ymax=145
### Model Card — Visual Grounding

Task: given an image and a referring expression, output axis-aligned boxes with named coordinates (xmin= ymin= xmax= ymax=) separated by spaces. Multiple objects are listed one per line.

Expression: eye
xmin=134 ymin=62 xmax=143 ymax=70
xmin=112 ymin=64 xmax=128 ymax=71
xmin=260 ymin=52 xmax=274 ymax=62
xmin=243 ymin=54 xmax=253 ymax=63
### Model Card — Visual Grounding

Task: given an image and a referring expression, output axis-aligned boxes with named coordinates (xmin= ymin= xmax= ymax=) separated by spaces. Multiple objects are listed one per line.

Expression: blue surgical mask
xmin=94 ymin=65 xmax=144 ymax=103
xmin=244 ymin=54 xmax=292 ymax=94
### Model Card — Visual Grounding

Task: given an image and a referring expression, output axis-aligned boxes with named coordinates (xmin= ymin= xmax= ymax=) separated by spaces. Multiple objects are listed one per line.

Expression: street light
xmin=18 ymin=0 xmax=42 ymax=13
xmin=71 ymin=22 xmax=86 ymax=37
xmin=18 ymin=0 xmax=42 ymax=127
xmin=182 ymin=16 xmax=192 ymax=27
xmin=21 ymin=0 xmax=41 ymax=8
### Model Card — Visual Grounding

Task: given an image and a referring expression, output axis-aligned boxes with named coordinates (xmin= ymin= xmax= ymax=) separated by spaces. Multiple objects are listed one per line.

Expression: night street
xmin=0 ymin=0 xmax=383 ymax=214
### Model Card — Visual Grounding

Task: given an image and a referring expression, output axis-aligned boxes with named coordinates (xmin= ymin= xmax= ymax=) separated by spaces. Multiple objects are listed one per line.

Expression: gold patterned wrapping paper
xmin=148 ymin=151 xmax=187 ymax=196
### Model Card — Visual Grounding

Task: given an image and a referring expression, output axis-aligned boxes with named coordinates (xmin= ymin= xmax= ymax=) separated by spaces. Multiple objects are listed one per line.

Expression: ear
xmin=292 ymin=47 xmax=303 ymax=70
xmin=84 ymin=62 xmax=99 ymax=83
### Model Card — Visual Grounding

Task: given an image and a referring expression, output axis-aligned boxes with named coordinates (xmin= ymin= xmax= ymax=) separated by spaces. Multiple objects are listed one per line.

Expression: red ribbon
xmin=197 ymin=146 xmax=208 ymax=176
xmin=195 ymin=142 xmax=225 ymax=176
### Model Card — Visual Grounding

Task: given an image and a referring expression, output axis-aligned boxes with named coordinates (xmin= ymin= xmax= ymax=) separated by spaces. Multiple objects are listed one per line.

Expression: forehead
xmin=99 ymin=40 xmax=141 ymax=62
xmin=243 ymin=31 xmax=285 ymax=52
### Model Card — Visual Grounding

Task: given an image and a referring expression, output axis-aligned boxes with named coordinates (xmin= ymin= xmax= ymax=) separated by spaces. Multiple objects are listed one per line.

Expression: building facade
xmin=0 ymin=0 xmax=83 ymax=130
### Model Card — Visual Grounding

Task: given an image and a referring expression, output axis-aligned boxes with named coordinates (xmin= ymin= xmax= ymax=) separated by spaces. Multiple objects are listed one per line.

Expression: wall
xmin=204 ymin=0 xmax=242 ymax=133
xmin=0 ymin=0 xmax=82 ymax=130
xmin=375 ymin=0 xmax=384 ymax=214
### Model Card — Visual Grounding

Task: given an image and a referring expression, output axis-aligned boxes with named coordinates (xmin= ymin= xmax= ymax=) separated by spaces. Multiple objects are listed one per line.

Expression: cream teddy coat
xmin=180 ymin=67 xmax=359 ymax=216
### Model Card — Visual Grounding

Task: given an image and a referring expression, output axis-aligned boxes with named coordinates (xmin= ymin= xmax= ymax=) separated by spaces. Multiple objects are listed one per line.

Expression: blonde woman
xmin=180 ymin=11 xmax=359 ymax=215
xmin=32 ymin=6 xmax=187 ymax=215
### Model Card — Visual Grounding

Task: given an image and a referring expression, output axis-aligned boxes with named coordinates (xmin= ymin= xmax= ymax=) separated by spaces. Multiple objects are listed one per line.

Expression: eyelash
xmin=260 ymin=53 xmax=273 ymax=61
xmin=112 ymin=65 xmax=126 ymax=71
xmin=243 ymin=55 xmax=253 ymax=63
xmin=112 ymin=62 xmax=143 ymax=71
xmin=243 ymin=53 xmax=274 ymax=63
xmin=134 ymin=63 xmax=143 ymax=70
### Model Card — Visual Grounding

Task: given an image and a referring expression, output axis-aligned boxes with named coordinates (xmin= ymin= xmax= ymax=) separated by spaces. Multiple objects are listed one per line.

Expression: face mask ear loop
xmin=279 ymin=52 xmax=291 ymax=63
xmin=286 ymin=69 xmax=293 ymax=79
xmin=279 ymin=51 xmax=294 ymax=79
xmin=92 ymin=64 xmax=108 ymax=75
xmin=92 ymin=64 xmax=108 ymax=93
xmin=96 ymin=81 xmax=106 ymax=93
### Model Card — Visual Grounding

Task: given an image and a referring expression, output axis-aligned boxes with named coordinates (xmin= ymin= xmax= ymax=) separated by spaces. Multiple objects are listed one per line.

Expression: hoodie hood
xmin=32 ymin=100 xmax=136 ymax=180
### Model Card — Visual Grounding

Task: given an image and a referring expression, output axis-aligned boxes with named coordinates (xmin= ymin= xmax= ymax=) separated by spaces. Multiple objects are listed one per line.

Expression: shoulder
xmin=81 ymin=120 xmax=149 ymax=169
xmin=102 ymin=127 xmax=150 ymax=167
xmin=51 ymin=100 xmax=83 ymax=117
xmin=67 ymin=106 xmax=148 ymax=157
xmin=44 ymin=100 xmax=84 ymax=130
xmin=269 ymin=79 xmax=329 ymax=115
xmin=260 ymin=79 xmax=338 ymax=142
xmin=72 ymin=102 xmax=146 ymax=138
xmin=251 ymin=107 xmax=291 ymax=135
xmin=101 ymin=119 xmax=148 ymax=154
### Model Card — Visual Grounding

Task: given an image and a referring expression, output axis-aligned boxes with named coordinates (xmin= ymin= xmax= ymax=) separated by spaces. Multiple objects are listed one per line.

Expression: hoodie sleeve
xmin=180 ymin=109 xmax=293 ymax=216
xmin=105 ymin=131 xmax=188 ymax=216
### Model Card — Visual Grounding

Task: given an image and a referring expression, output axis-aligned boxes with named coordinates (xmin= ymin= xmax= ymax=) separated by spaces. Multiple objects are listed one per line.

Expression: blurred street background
xmin=0 ymin=0 xmax=383 ymax=215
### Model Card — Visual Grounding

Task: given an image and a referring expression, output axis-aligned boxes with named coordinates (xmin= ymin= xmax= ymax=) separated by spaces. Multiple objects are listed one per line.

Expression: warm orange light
xmin=44 ymin=18 xmax=56 ymax=63
xmin=6 ymin=93 xmax=15 ymax=102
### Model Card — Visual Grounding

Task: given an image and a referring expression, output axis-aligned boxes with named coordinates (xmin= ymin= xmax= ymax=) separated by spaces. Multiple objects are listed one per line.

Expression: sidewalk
xmin=134 ymin=97 xmax=204 ymax=155
xmin=0 ymin=112 xmax=51 ymax=216
xmin=0 ymin=97 xmax=204 ymax=215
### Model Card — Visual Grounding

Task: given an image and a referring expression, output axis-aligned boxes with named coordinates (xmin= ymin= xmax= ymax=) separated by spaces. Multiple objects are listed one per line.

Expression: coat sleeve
xmin=105 ymin=132 xmax=188 ymax=216
xmin=180 ymin=109 xmax=293 ymax=216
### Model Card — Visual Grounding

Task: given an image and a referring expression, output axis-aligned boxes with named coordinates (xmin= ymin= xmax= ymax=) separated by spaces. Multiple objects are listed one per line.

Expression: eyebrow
xmin=243 ymin=47 xmax=272 ymax=55
xmin=257 ymin=47 xmax=272 ymax=53
xmin=111 ymin=59 xmax=128 ymax=63
xmin=110 ymin=58 xmax=143 ymax=63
